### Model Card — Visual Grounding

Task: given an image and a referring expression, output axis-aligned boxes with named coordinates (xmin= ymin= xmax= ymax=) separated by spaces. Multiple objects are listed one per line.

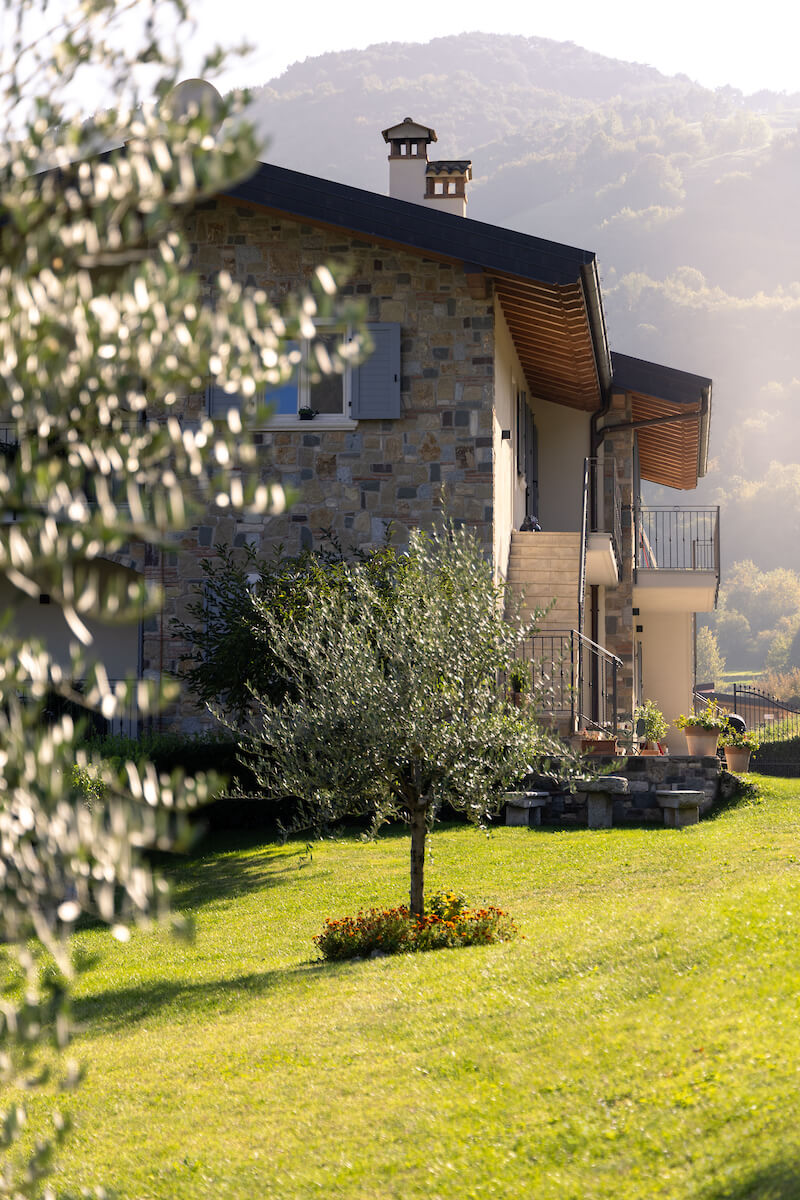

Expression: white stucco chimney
xmin=382 ymin=117 xmax=437 ymax=203
xmin=382 ymin=117 xmax=471 ymax=216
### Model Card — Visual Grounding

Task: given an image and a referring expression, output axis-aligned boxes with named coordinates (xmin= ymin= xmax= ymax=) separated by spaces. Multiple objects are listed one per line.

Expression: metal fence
xmin=693 ymin=683 xmax=800 ymax=774
xmin=732 ymin=683 xmax=800 ymax=743
xmin=33 ymin=682 xmax=142 ymax=740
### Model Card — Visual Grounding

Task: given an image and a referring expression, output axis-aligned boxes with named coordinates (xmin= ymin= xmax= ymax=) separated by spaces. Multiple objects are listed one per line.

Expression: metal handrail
xmin=578 ymin=457 xmax=589 ymax=641
xmin=525 ymin=628 xmax=622 ymax=734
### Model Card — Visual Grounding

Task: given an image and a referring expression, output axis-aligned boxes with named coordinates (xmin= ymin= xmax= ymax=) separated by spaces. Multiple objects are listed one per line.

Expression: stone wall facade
xmin=144 ymin=198 xmax=499 ymax=727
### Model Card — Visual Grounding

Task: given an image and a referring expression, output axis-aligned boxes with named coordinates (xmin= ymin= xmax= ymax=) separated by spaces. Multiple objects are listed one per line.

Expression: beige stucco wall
xmin=639 ymin=610 xmax=695 ymax=752
xmin=0 ymin=561 xmax=141 ymax=679
xmin=529 ymin=396 xmax=591 ymax=532
xmin=492 ymin=299 xmax=529 ymax=578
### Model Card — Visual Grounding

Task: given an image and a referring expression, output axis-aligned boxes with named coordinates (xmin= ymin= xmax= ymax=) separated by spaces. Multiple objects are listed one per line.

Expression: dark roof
xmin=611 ymin=353 xmax=711 ymax=406
xmin=224 ymin=160 xmax=610 ymax=410
xmin=225 ymin=161 xmax=596 ymax=290
xmin=611 ymin=352 xmax=712 ymax=489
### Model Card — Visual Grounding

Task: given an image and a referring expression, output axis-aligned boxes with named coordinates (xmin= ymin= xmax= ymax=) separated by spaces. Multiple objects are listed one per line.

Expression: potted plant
xmin=508 ymin=660 xmax=530 ymax=707
xmin=580 ymin=729 xmax=619 ymax=755
xmin=719 ymin=727 xmax=759 ymax=773
xmin=298 ymin=406 xmax=317 ymax=421
xmin=634 ymin=699 xmax=668 ymax=755
xmin=674 ymin=702 xmax=730 ymax=757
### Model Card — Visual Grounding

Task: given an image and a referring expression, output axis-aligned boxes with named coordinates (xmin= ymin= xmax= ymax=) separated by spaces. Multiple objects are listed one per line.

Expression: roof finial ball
xmin=161 ymin=78 xmax=224 ymax=132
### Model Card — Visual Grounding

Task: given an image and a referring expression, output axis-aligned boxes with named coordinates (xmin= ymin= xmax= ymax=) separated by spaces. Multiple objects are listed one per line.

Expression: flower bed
xmin=314 ymin=891 xmax=519 ymax=961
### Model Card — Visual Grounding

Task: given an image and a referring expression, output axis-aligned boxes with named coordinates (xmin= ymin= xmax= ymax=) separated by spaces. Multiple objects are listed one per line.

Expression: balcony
xmin=634 ymin=505 xmax=720 ymax=613
xmin=584 ymin=456 xmax=622 ymax=588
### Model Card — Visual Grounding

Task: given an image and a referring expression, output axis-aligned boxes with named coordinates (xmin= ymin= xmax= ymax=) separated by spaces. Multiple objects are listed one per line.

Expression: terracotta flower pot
xmin=581 ymin=737 xmax=618 ymax=755
xmin=724 ymin=746 xmax=752 ymax=773
xmin=683 ymin=727 xmax=720 ymax=757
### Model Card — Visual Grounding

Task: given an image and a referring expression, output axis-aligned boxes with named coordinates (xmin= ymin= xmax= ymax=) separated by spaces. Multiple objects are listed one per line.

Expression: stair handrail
xmin=578 ymin=457 xmax=589 ymax=638
xmin=529 ymin=627 xmax=622 ymax=735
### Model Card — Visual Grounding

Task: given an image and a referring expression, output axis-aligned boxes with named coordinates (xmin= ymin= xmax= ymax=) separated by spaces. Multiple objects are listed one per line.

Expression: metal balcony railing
xmin=588 ymin=456 xmax=622 ymax=566
xmin=635 ymin=506 xmax=720 ymax=600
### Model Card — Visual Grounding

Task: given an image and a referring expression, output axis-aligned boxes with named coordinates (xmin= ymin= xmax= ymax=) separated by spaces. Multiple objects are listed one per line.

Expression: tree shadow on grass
xmin=73 ymin=960 xmax=329 ymax=1034
xmin=701 ymin=1160 xmax=800 ymax=1200
xmin=167 ymin=843 xmax=311 ymax=913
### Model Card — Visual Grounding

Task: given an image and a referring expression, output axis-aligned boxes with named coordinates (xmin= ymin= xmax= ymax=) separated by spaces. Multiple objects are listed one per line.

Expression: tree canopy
xmin=236 ymin=520 xmax=563 ymax=916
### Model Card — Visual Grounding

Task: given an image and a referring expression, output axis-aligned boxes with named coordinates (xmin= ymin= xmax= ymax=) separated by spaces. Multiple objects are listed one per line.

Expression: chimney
xmin=382 ymin=117 xmax=471 ymax=216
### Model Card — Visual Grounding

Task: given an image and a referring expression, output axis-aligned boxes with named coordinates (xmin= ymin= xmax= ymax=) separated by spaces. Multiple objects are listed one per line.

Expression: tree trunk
xmin=409 ymin=800 xmax=428 ymax=918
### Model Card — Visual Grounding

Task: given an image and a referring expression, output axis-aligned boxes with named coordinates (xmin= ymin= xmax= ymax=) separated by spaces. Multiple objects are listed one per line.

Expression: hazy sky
xmin=196 ymin=0 xmax=800 ymax=96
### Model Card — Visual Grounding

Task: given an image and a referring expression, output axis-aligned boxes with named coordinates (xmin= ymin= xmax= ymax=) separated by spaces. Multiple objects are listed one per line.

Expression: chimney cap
xmin=382 ymin=117 xmax=437 ymax=144
xmin=426 ymin=160 xmax=472 ymax=179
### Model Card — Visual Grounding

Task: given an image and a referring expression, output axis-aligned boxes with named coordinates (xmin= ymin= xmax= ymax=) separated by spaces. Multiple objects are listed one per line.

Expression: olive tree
xmin=0 ymin=2 xmax=354 ymax=1193
xmin=238 ymin=521 xmax=564 ymax=916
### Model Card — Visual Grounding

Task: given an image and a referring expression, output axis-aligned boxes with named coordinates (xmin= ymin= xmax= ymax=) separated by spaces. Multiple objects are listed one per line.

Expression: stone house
xmin=4 ymin=118 xmax=720 ymax=742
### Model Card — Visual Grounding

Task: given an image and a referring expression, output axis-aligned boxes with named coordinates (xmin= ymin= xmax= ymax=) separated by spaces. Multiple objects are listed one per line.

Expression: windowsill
xmin=264 ymin=416 xmax=359 ymax=432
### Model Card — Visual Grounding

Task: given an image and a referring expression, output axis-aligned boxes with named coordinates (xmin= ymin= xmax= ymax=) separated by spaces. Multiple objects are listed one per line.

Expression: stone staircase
xmin=505 ymin=531 xmax=581 ymax=632
xmin=506 ymin=531 xmax=582 ymax=735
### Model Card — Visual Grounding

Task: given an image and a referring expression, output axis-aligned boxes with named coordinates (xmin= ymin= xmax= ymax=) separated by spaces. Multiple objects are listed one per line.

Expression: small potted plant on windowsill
xmin=674 ymin=702 xmax=730 ymax=757
xmin=719 ymin=727 xmax=759 ymax=773
xmin=634 ymin=699 xmax=668 ymax=755
xmin=298 ymin=406 xmax=317 ymax=421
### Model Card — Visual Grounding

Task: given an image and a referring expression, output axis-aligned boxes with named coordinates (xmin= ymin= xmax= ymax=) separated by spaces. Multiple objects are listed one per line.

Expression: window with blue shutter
xmin=351 ymin=322 xmax=401 ymax=420
xmin=207 ymin=324 xmax=402 ymax=421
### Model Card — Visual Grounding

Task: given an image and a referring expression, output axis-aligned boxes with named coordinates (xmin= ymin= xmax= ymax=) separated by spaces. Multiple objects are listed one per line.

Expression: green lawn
xmin=38 ymin=779 xmax=800 ymax=1198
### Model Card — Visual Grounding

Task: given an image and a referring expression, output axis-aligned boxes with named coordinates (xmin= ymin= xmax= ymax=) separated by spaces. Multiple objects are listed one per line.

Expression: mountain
xmin=244 ymin=32 xmax=800 ymax=582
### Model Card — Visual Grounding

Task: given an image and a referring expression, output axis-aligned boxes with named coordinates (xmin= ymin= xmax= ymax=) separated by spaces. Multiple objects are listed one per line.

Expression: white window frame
xmin=208 ymin=321 xmax=358 ymax=430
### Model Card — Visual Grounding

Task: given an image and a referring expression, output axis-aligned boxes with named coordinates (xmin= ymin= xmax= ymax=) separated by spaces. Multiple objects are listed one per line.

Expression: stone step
xmin=508 ymin=547 xmax=580 ymax=565
xmin=510 ymin=573 xmax=578 ymax=588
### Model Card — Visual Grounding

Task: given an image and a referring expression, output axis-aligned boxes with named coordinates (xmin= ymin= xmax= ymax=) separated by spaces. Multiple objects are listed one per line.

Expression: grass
xmin=719 ymin=670 xmax=757 ymax=685
xmin=27 ymin=779 xmax=800 ymax=1199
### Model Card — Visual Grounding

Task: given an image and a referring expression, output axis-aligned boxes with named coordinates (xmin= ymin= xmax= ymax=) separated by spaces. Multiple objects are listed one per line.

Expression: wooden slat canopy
xmin=493 ymin=273 xmax=602 ymax=411
xmin=632 ymin=394 xmax=703 ymax=490
xmin=611 ymin=353 xmax=712 ymax=491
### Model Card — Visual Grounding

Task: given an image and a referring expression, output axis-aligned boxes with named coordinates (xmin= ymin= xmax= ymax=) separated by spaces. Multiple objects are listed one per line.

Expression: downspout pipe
xmin=580 ymin=261 xmax=613 ymax=461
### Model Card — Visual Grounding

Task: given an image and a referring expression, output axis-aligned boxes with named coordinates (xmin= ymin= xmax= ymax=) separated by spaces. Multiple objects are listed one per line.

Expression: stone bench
xmin=579 ymin=776 xmax=629 ymax=829
xmin=655 ymin=789 xmax=704 ymax=827
xmin=504 ymin=791 xmax=549 ymax=827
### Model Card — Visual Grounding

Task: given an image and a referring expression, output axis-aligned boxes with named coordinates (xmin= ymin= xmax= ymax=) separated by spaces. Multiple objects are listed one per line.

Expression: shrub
xmin=634 ymin=699 xmax=668 ymax=742
xmin=720 ymin=728 xmax=760 ymax=750
xmin=674 ymin=702 xmax=731 ymax=733
xmin=71 ymin=763 xmax=106 ymax=809
xmin=81 ymin=731 xmax=257 ymax=792
xmin=314 ymin=896 xmax=519 ymax=961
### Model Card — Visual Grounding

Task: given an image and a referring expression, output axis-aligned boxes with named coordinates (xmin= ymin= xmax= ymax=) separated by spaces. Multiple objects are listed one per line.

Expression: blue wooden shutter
xmin=207 ymin=384 xmax=242 ymax=417
xmin=351 ymin=323 xmax=401 ymax=420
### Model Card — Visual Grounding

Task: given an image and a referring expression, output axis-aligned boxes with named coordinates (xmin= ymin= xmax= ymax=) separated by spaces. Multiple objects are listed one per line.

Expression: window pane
xmin=266 ymin=381 xmax=298 ymax=415
xmin=309 ymin=331 xmax=344 ymax=414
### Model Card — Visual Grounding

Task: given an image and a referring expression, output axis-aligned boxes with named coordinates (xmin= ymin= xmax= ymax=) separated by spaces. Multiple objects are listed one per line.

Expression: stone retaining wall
xmin=522 ymin=755 xmax=727 ymax=827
